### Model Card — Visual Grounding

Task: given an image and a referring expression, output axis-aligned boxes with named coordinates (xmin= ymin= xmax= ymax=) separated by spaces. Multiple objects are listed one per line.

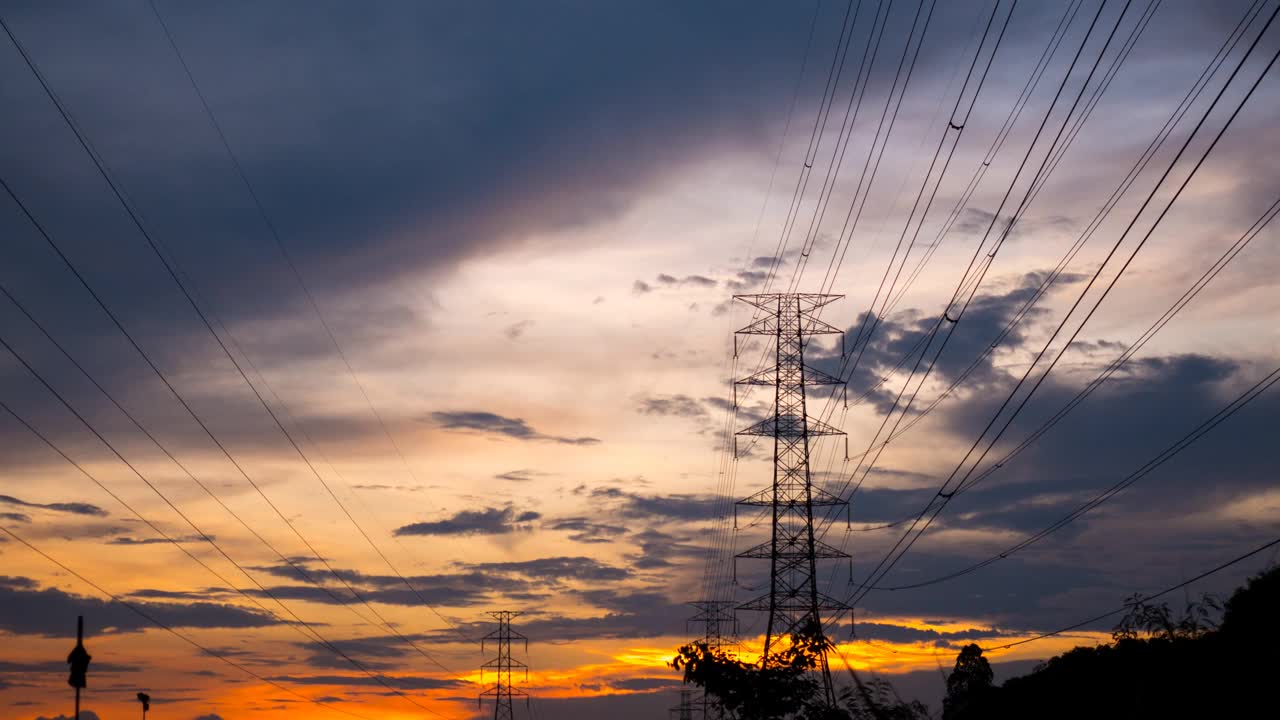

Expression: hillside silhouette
xmin=674 ymin=566 xmax=1278 ymax=719
xmin=945 ymin=565 xmax=1278 ymax=719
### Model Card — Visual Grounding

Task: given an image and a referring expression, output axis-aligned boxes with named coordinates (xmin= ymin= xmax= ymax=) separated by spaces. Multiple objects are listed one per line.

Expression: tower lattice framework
xmin=733 ymin=293 xmax=849 ymax=704
xmin=686 ymin=600 xmax=737 ymax=719
xmin=479 ymin=610 xmax=528 ymax=720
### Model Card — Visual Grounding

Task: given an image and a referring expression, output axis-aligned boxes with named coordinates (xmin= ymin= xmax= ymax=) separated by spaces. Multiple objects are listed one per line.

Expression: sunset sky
xmin=1 ymin=1 xmax=1279 ymax=718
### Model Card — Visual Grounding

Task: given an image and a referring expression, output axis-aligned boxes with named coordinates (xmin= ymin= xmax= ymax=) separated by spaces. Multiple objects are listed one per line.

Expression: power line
xmin=846 ymin=5 xmax=1280 ymax=607
xmin=798 ymin=0 xmax=1086 ymax=519
xmin=0 ymin=525 xmax=380 ymax=720
xmin=830 ymin=0 xmax=1126 ymax=534
xmin=0 ymin=14 xmax=462 ymax=675
xmin=0 ymin=276 xmax=373 ymax=624
xmin=982 ymin=534 xmax=1280 ymax=652
xmin=809 ymin=0 xmax=1262 ymax=540
xmin=0 ymin=324 xmax=453 ymax=718
xmin=829 ymin=181 xmax=1279 ymax=537
xmin=702 ymin=0 xmax=827 ymax=605
xmin=142 ymin=0 xmax=471 ymax=646
xmin=873 ymin=361 xmax=1280 ymax=591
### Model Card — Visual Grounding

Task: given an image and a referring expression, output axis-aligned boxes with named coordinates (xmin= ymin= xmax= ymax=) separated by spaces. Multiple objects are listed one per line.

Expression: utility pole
xmin=733 ymin=293 xmax=849 ymax=706
xmin=479 ymin=610 xmax=529 ymax=720
xmin=686 ymin=600 xmax=736 ymax=719
xmin=67 ymin=615 xmax=91 ymax=720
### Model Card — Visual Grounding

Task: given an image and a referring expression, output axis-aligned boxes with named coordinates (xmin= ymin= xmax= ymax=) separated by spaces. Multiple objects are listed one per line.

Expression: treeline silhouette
xmin=672 ymin=566 xmax=1277 ymax=719
xmin=943 ymin=565 xmax=1278 ymax=719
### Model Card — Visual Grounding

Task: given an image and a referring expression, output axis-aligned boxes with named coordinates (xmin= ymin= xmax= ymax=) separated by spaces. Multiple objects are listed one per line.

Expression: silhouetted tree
xmin=840 ymin=677 xmax=930 ymax=720
xmin=1220 ymin=563 xmax=1278 ymax=639
xmin=940 ymin=565 xmax=1279 ymax=720
xmin=1111 ymin=592 xmax=1220 ymax=642
xmin=671 ymin=620 xmax=836 ymax=720
xmin=942 ymin=644 xmax=992 ymax=720
xmin=671 ymin=620 xmax=929 ymax=720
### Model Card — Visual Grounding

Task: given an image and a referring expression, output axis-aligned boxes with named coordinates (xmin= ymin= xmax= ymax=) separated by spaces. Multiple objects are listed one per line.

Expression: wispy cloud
xmin=0 ymin=494 xmax=108 ymax=518
xmin=394 ymin=506 xmax=541 ymax=537
xmin=430 ymin=411 xmax=600 ymax=445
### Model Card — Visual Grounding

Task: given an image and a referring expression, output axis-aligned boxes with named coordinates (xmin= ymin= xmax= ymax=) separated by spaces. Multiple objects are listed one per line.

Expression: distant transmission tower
xmin=686 ymin=601 xmax=736 ymax=719
xmin=669 ymin=686 xmax=696 ymax=720
xmin=687 ymin=600 xmax=737 ymax=651
xmin=733 ymin=293 xmax=849 ymax=705
xmin=479 ymin=611 xmax=528 ymax=720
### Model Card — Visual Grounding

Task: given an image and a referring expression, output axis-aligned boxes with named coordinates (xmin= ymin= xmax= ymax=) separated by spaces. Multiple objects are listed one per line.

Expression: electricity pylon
xmin=686 ymin=601 xmax=736 ymax=719
xmin=733 ymin=293 xmax=849 ymax=706
xmin=669 ymin=687 xmax=696 ymax=720
xmin=687 ymin=600 xmax=737 ymax=651
xmin=479 ymin=611 xmax=528 ymax=720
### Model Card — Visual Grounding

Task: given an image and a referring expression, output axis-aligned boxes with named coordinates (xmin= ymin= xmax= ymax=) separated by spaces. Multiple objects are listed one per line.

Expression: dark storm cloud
xmin=938 ymin=353 xmax=1278 ymax=528
xmin=0 ymin=0 xmax=834 ymax=346
xmin=429 ymin=410 xmax=600 ymax=445
xmin=393 ymin=505 xmax=540 ymax=537
xmin=0 ymin=576 xmax=277 ymax=636
xmin=840 ymin=346 xmax=1280 ymax=629
xmin=806 ymin=269 xmax=1088 ymax=414
xmin=0 ymin=494 xmax=107 ymax=518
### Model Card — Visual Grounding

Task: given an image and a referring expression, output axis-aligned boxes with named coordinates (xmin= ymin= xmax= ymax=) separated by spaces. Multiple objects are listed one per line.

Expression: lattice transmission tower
xmin=669 ymin=687 xmax=696 ymax=720
xmin=732 ymin=293 xmax=850 ymax=705
xmin=479 ymin=610 xmax=529 ymax=720
xmin=686 ymin=600 xmax=737 ymax=719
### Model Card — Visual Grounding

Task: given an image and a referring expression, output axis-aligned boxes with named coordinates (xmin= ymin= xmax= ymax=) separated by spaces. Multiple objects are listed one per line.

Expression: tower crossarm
xmin=736 ymin=313 xmax=844 ymax=337
xmin=735 ymin=363 xmax=845 ymax=387
xmin=736 ymin=538 xmax=850 ymax=559
xmin=737 ymin=484 xmax=848 ymax=507
xmin=736 ymin=414 xmax=845 ymax=438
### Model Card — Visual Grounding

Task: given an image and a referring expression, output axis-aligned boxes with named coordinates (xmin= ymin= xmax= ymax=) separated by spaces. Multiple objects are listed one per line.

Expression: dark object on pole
xmin=137 ymin=692 xmax=151 ymax=718
xmin=479 ymin=610 xmax=529 ymax=720
xmin=67 ymin=615 xmax=91 ymax=719
xmin=733 ymin=293 xmax=850 ymax=707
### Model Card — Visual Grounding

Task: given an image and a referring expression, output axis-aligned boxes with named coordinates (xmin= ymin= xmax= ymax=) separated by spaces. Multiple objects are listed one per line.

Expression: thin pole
xmin=74 ymin=616 xmax=83 ymax=720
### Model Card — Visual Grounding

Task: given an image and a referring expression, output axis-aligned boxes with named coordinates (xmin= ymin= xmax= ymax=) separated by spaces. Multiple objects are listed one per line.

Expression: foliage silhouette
xmin=671 ymin=620 xmax=928 ymax=720
xmin=944 ymin=565 xmax=1279 ymax=720
xmin=1111 ymin=592 xmax=1221 ymax=641
xmin=672 ymin=566 xmax=1277 ymax=718
xmin=941 ymin=644 xmax=992 ymax=720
